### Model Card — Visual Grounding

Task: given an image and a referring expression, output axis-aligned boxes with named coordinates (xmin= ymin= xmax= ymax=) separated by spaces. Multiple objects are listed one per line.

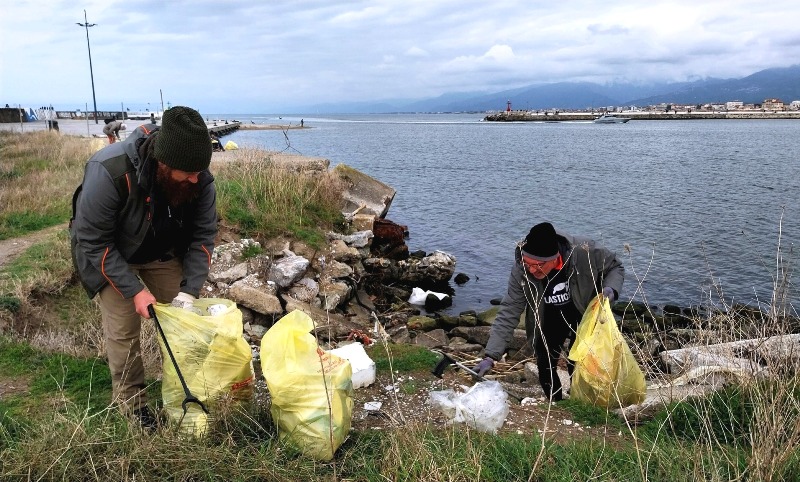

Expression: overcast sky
xmin=2 ymin=0 xmax=799 ymax=114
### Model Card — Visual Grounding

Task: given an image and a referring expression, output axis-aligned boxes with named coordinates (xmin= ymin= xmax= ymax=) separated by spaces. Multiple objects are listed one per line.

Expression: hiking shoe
xmin=133 ymin=406 xmax=160 ymax=431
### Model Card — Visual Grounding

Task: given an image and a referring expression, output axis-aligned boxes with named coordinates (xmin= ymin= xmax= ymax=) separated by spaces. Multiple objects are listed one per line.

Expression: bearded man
xmin=70 ymin=106 xmax=217 ymax=428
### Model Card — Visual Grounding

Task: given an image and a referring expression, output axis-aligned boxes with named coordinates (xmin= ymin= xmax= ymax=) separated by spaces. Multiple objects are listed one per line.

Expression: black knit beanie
xmin=153 ymin=106 xmax=212 ymax=172
xmin=520 ymin=222 xmax=560 ymax=260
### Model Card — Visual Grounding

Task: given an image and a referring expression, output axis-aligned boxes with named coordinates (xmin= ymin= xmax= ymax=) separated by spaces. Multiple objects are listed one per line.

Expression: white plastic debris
xmin=408 ymin=287 xmax=428 ymax=305
xmin=207 ymin=304 xmax=228 ymax=316
xmin=364 ymin=401 xmax=382 ymax=411
xmin=408 ymin=287 xmax=449 ymax=305
xmin=328 ymin=342 xmax=376 ymax=388
xmin=429 ymin=380 xmax=510 ymax=433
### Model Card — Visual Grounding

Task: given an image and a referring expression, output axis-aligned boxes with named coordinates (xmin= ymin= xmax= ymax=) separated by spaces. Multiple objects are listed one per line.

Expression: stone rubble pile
xmin=200 ymin=229 xmax=800 ymax=424
xmin=205 ymin=227 xmax=743 ymax=367
xmin=201 ymin=222 xmax=493 ymax=357
xmin=206 ymin=226 xmax=800 ymax=383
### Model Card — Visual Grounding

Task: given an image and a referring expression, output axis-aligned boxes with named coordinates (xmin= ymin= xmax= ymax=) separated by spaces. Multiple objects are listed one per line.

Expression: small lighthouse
xmin=506 ymin=100 xmax=512 ymax=113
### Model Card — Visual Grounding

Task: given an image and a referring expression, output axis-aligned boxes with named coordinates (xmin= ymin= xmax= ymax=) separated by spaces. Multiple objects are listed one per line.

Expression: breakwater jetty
xmin=484 ymin=111 xmax=800 ymax=122
xmin=208 ymin=121 xmax=240 ymax=136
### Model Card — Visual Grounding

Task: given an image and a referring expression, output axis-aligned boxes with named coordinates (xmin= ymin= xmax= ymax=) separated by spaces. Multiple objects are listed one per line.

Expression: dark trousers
xmin=534 ymin=317 xmax=577 ymax=401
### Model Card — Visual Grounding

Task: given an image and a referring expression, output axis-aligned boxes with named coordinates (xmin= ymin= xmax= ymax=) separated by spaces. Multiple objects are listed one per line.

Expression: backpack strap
xmin=69 ymin=184 xmax=83 ymax=229
xmin=103 ymin=155 xmax=136 ymax=203
xmin=69 ymin=155 xmax=136 ymax=228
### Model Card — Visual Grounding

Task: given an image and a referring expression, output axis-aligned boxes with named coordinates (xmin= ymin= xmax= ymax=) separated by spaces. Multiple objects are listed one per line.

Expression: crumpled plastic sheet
xmin=429 ymin=380 xmax=510 ymax=433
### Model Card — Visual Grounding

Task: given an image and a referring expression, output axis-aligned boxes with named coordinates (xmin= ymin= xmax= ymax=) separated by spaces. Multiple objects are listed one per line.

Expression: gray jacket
xmin=70 ymin=124 xmax=217 ymax=299
xmin=102 ymin=120 xmax=123 ymax=136
xmin=484 ymin=229 xmax=624 ymax=360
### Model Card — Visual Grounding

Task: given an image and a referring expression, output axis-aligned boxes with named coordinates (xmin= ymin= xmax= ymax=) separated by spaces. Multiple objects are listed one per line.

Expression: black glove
xmin=475 ymin=356 xmax=495 ymax=377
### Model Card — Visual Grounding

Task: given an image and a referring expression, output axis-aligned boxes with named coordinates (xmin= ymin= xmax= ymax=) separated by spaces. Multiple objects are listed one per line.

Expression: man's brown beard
xmin=156 ymin=162 xmax=202 ymax=206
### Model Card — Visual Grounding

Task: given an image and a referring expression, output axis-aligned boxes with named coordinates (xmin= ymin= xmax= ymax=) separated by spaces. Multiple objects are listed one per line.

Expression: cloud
xmin=443 ymin=45 xmax=516 ymax=72
xmin=330 ymin=5 xmax=387 ymax=24
xmin=2 ymin=0 xmax=800 ymax=111
xmin=587 ymin=24 xmax=629 ymax=35
xmin=405 ymin=47 xmax=429 ymax=58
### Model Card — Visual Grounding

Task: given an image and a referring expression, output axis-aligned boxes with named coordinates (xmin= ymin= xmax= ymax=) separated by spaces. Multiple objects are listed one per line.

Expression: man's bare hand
xmin=133 ymin=289 xmax=156 ymax=318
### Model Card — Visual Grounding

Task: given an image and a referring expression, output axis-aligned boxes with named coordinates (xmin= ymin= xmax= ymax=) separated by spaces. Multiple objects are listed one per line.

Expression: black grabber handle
xmin=148 ymin=304 xmax=209 ymax=416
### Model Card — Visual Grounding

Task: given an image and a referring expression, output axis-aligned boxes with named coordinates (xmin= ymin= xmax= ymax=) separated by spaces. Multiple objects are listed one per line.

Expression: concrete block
xmin=352 ymin=213 xmax=376 ymax=232
xmin=334 ymin=164 xmax=396 ymax=218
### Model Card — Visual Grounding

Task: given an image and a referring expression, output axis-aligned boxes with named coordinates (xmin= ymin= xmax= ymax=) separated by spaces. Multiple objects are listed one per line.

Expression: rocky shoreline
xmin=200 ymin=162 xmax=799 ymax=384
xmin=203 ymin=212 xmax=800 ymax=422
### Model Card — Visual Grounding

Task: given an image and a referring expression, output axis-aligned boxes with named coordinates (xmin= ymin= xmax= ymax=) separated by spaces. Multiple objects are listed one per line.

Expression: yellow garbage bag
xmin=224 ymin=140 xmax=238 ymax=150
xmin=568 ymin=296 xmax=646 ymax=408
xmin=153 ymin=298 xmax=254 ymax=436
xmin=260 ymin=310 xmax=353 ymax=461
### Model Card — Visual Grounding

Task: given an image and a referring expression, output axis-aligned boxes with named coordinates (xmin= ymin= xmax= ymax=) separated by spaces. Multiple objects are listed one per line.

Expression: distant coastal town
xmin=3 ymin=95 xmax=800 ymax=125
xmin=485 ymin=97 xmax=800 ymax=121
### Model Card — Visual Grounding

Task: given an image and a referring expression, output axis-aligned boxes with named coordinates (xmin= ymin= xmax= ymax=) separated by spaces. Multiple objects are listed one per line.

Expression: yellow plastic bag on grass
xmin=260 ymin=310 xmax=353 ymax=461
xmin=567 ymin=296 xmax=646 ymax=408
xmin=153 ymin=298 xmax=254 ymax=436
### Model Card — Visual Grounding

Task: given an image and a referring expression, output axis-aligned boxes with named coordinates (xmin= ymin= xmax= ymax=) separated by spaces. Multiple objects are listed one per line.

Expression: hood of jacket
xmin=120 ymin=123 xmax=159 ymax=192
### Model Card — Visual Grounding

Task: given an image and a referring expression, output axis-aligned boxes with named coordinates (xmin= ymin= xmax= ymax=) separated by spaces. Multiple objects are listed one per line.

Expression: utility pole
xmin=77 ymin=10 xmax=99 ymax=124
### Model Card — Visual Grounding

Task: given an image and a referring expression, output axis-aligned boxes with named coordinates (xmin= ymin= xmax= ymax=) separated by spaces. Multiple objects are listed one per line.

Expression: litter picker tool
xmin=431 ymin=351 xmax=487 ymax=382
xmin=431 ymin=351 xmax=525 ymax=402
xmin=147 ymin=304 xmax=209 ymax=423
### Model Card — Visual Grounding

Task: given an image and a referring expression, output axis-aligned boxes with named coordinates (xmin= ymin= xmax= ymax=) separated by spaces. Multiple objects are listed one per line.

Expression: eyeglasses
xmin=521 ymin=255 xmax=549 ymax=271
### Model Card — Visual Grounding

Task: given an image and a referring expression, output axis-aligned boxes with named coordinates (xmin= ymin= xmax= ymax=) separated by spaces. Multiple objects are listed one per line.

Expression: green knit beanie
xmin=153 ymin=106 xmax=212 ymax=172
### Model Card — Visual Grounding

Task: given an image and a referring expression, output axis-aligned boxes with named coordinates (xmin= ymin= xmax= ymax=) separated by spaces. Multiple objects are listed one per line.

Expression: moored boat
xmin=593 ymin=113 xmax=631 ymax=124
xmin=125 ymin=111 xmax=163 ymax=121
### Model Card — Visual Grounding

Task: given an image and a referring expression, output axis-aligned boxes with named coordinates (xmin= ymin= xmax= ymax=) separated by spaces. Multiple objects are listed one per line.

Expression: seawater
xmin=212 ymin=113 xmax=800 ymax=314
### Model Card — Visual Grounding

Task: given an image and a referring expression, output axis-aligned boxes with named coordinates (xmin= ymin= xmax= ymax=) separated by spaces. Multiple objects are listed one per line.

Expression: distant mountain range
xmin=306 ymin=65 xmax=800 ymax=113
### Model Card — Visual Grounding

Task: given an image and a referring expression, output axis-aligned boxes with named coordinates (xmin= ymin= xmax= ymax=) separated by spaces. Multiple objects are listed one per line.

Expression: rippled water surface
xmin=217 ymin=114 xmax=800 ymax=314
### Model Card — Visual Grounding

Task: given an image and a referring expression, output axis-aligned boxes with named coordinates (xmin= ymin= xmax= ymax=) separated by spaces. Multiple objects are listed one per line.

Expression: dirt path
xmin=0 ymin=224 xmax=67 ymax=269
xmin=0 ymin=224 xmax=70 ymax=400
xmin=0 ymin=227 xmax=60 ymax=400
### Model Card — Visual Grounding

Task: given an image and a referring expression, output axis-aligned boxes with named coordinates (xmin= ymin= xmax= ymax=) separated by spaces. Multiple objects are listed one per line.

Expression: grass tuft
xmin=0 ymin=131 xmax=96 ymax=240
xmin=214 ymin=151 xmax=346 ymax=247
xmin=241 ymin=243 xmax=263 ymax=259
xmin=0 ymin=295 xmax=21 ymax=313
xmin=367 ymin=343 xmax=440 ymax=373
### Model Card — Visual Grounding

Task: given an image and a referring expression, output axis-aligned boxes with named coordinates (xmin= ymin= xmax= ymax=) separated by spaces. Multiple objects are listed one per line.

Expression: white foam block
xmin=328 ymin=342 xmax=376 ymax=388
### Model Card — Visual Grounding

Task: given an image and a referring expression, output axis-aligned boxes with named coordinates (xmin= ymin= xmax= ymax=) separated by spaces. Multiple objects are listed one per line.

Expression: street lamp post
xmin=76 ymin=10 xmax=98 ymax=124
